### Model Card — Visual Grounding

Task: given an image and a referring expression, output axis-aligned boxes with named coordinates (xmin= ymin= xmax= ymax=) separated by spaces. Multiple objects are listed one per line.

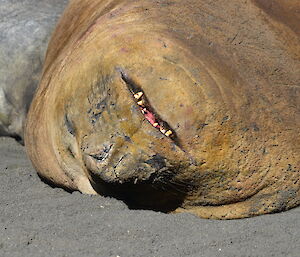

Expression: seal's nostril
xmin=89 ymin=144 xmax=113 ymax=162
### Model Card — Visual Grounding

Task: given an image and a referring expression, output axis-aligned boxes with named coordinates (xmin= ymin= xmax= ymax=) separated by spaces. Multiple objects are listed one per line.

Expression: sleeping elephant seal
xmin=0 ymin=0 xmax=68 ymax=141
xmin=25 ymin=0 xmax=300 ymax=219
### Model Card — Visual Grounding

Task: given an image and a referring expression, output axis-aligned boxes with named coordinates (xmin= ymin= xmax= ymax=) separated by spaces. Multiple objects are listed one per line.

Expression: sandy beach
xmin=1 ymin=137 xmax=299 ymax=257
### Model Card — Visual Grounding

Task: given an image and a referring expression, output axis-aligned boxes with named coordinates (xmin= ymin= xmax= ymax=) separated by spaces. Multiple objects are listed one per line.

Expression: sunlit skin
xmin=25 ymin=0 xmax=300 ymax=219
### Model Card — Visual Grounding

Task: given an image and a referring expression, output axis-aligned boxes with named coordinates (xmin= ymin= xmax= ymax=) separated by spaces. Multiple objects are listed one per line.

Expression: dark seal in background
xmin=0 ymin=0 xmax=68 ymax=141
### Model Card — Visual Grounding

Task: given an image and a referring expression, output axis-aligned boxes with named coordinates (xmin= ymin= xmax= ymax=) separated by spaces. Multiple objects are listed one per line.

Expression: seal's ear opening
xmin=89 ymin=172 xmax=186 ymax=213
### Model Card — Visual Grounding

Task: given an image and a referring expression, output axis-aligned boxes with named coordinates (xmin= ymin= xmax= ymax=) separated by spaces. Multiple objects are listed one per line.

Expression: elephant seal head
xmin=25 ymin=0 xmax=300 ymax=219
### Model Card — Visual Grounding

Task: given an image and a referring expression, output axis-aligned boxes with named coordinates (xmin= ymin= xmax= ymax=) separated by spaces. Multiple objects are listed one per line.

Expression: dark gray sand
xmin=1 ymin=137 xmax=299 ymax=257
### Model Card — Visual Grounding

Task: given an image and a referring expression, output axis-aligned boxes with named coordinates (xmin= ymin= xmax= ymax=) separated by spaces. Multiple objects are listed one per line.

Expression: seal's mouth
xmin=119 ymin=71 xmax=180 ymax=145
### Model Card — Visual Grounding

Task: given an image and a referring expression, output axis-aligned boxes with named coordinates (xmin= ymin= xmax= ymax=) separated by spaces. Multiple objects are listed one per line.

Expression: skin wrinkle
xmin=251 ymin=0 xmax=300 ymax=37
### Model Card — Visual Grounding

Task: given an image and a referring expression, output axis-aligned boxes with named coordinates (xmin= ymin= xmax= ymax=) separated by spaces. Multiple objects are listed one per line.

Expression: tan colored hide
xmin=25 ymin=0 xmax=300 ymax=219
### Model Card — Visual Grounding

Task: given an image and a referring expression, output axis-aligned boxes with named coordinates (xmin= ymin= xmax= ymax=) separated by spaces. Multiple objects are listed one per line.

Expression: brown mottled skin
xmin=25 ymin=0 xmax=300 ymax=219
